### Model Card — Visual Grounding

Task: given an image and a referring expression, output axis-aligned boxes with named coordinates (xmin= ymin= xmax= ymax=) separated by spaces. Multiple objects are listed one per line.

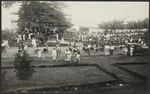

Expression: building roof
xmin=80 ymin=26 xmax=100 ymax=29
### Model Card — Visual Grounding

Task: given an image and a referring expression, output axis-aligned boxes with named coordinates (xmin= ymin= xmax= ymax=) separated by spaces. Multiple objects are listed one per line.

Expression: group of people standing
xmin=104 ymin=45 xmax=114 ymax=56
xmin=65 ymin=46 xmax=80 ymax=64
xmin=51 ymin=44 xmax=61 ymax=61
xmin=83 ymin=42 xmax=115 ymax=56
xmin=37 ymin=43 xmax=80 ymax=64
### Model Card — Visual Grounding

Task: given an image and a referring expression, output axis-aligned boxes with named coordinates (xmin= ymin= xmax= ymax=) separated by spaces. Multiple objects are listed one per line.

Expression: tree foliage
xmin=99 ymin=20 xmax=124 ymax=31
xmin=98 ymin=18 xmax=149 ymax=31
xmin=2 ymin=1 xmax=72 ymax=35
xmin=2 ymin=1 xmax=21 ymax=8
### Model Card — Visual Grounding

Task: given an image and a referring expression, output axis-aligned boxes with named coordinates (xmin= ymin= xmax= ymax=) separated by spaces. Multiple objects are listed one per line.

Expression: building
xmin=10 ymin=12 xmax=19 ymax=32
xmin=79 ymin=26 xmax=105 ymax=41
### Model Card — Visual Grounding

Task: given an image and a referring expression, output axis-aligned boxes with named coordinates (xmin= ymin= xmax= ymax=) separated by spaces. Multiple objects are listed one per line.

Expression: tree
xmin=125 ymin=21 xmax=137 ymax=29
xmin=2 ymin=1 xmax=72 ymax=39
xmin=98 ymin=20 xmax=124 ymax=32
xmin=142 ymin=18 xmax=149 ymax=29
xmin=98 ymin=18 xmax=149 ymax=31
xmin=98 ymin=21 xmax=111 ymax=31
xmin=110 ymin=20 xmax=124 ymax=31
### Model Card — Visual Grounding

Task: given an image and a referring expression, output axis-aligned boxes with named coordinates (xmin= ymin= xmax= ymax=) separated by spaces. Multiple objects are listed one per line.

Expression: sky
xmin=1 ymin=1 xmax=149 ymax=30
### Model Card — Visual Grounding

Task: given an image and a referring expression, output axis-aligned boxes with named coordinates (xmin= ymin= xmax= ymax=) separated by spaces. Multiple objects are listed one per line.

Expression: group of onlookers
xmin=82 ymin=29 xmax=148 ymax=56
xmin=64 ymin=46 xmax=80 ymax=63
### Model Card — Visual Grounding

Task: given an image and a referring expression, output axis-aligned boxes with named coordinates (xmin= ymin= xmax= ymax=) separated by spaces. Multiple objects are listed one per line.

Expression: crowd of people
xmin=14 ymin=37 xmax=81 ymax=64
xmin=2 ymin=29 xmax=148 ymax=63
xmin=81 ymin=29 xmax=148 ymax=56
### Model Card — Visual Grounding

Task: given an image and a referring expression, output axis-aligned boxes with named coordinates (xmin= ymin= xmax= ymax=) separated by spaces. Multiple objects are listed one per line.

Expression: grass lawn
xmin=1 ymin=45 xmax=149 ymax=93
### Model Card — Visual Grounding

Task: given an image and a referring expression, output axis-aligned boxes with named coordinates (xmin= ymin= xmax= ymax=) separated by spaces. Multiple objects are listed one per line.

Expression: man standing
xmin=65 ymin=49 xmax=72 ymax=63
xmin=5 ymin=40 xmax=9 ymax=48
xmin=52 ymin=48 xmax=57 ymax=61
xmin=130 ymin=46 xmax=134 ymax=56
xmin=56 ymin=44 xmax=61 ymax=59
xmin=32 ymin=38 xmax=36 ymax=48
xmin=37 ymin=47 xmax=41 ymax=59
xmin=87 ymin=44 xmax=91 ymax=56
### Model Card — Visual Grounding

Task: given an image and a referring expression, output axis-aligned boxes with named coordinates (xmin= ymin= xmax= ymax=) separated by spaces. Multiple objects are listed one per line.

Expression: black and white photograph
xmin=1 ymin=1 xmax=149 ymax=93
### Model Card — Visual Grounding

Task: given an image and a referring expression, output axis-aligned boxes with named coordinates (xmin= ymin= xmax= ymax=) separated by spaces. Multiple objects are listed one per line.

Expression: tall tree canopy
xmin=2 ymin=1 xmax=72 ymax=35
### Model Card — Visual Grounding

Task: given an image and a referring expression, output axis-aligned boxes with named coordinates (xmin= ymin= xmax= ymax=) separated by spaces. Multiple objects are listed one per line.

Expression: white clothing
xmin=2 ymin=43 xmax=5 ymax=46
xmin=89 ymin=38 xmax=92 ymax=41
xmin=18 ymin=35 xmax=22 ymax=40
xmin=87 ymin=45 xmax=91 ymax=49
xmin=17 ymin=38 xmax=20 ymax=43
xmin=130 ymin=47 xmax=134 ymax=56
xmin=23 ymin=35 xmax=26 ymax=40
xmin=32 ymin=39 xmax=36 ymax=47
xmin=104 ymin=45 xmax=110 ymax=56
xmin=76 ymin=54 xmax=80 ymax=62
xmin=65 ymin=50 xmax=72 ymax=61
xmin=5 ymin=40 xmax=8 ymax=44
xmin=111 ymin=46 xmax=114 ymax=50
xmin=130 ymin=38 xmax=133 ymax=42
xmin=141 ymin=41 xmax=144 ymax=45
xmin=5 ymin=40 xmax=9 ymax=48
xmin=24 ymin=45 xmax=28 ymax=51
xmin=52 ymin=50 xmax=57 ymax=60
xmin=28 ymin=33 xmax=33 ymax=39
xmin=94 ymin=44 xmax=97 ymax=51
xmin=38 ymin=50 xmax=41 ymax=58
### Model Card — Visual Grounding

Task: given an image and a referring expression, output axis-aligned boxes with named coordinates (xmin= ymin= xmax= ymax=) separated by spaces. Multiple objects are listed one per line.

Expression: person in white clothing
xmin=17 ymin=37 xmax=20 ymax=43
xmin=110 ymin=45 xmax=114 ymax=55
xmin=18 ymin=35 xmax=22 ymax=40
xmin=52 ymin=48 xmax=57 ymax=61
xmin=32 ymin=38 xmax=37 ymax=48
xmin=23 ymin=34 xmax=26 ymax=41
xmin=24 ymin=43 xmax=28 ymax=52
xmin=5 ymin=40 xmax=9 ymax=48
xmin=104 ymin=45 xmax=111 ymax=56
xmin=65 ymin=49 xmax=72 ymax=62
xmin=28 ymin=33 xmax=33 ymax=39
xmin=37 ymin=47 xmax=41 ymax=59
xmin=56 ymin=44 xmax=61 ymax=58
xmin=87 ymin=44 xmax=91 ymax=56
xmin=130 ymin=46 xmax=134 ymax=56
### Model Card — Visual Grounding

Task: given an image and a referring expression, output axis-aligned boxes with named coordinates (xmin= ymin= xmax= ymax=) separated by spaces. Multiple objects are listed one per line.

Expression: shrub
xmin=14 ymin=51 xmax=34 ymax=80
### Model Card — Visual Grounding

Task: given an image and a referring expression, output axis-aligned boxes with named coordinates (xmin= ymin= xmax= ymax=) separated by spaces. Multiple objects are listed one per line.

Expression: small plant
xmin=14 ymin=50 xmax=34 ymax=80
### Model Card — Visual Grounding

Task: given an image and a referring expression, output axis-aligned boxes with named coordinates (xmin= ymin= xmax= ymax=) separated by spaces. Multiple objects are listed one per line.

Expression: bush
xmin=14 ymin=51 xmax=34 ymax=80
